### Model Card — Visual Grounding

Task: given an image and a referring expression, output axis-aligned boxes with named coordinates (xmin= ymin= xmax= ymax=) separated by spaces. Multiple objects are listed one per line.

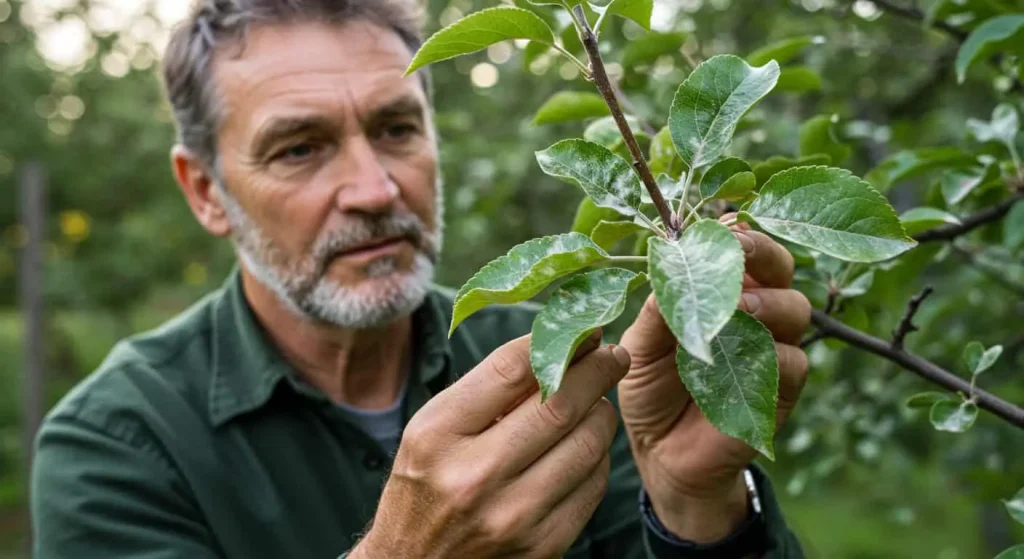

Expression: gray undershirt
xmin=335 ymin=376 xmax=409 ymax=456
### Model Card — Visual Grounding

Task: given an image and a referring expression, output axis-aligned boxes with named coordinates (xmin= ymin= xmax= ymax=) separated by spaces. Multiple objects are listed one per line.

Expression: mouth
xmin=335 ymin=236 xmax=411 ymax=261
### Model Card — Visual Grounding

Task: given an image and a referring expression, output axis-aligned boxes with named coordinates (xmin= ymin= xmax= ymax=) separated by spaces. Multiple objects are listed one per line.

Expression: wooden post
xmin=19 ymin=161 xmax=46 ymax=474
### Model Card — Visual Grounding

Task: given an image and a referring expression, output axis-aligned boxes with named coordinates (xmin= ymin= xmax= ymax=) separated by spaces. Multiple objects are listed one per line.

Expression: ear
xmin=171 ymin=145 xmax=231 ymax=237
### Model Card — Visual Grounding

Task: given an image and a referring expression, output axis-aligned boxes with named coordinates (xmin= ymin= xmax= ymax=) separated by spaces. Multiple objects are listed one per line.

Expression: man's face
xmin=211 ymin=21 xmax=441 ymax=328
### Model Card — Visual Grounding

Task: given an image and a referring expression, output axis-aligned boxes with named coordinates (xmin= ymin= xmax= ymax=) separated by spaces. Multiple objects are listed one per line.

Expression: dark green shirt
xmin=31 ymin=271 xmax=804 ymax=558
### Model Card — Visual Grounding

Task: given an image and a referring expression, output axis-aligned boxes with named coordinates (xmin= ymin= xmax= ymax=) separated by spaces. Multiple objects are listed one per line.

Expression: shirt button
xmin=363 ymin=454 xmax=385 ymax=470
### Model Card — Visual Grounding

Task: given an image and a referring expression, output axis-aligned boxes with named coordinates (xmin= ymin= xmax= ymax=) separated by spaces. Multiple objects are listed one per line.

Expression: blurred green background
xmin=2 ymin=0 xmax=1023 ymax=557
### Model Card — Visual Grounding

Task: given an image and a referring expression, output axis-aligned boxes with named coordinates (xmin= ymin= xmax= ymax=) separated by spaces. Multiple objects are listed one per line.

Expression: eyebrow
xmin=365 ymin=93 xmax=426 ymax=125
xmin=250 ymin=116 xmax=337 ymax=159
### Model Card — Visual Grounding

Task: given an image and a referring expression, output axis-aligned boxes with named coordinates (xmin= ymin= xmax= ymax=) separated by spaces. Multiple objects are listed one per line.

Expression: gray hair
xmin=161 ymin=0 xmax=429 ymax=171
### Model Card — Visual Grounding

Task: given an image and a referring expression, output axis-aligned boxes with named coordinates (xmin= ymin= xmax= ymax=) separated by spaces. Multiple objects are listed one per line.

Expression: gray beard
xmin=219 ymin=183 xmax=444 ymax=330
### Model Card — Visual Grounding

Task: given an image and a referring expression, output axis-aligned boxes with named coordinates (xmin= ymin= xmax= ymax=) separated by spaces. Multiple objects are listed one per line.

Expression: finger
xmin=619 ymin=294 xmax=676 ymax=369
xmin=511 ymin=399 xmax=617 ymax=512
xmin=529 ymin=454 xmax=610 ymax=558
xmin=481 ymin=345 xmax=629 ymax=474
xmin=735 ymin=230 xmax=794 ymax=289
xmin=775 ymin=343 xmax=809 ymax=424
xmin=738 ymin=288 xmax=812 ymax=345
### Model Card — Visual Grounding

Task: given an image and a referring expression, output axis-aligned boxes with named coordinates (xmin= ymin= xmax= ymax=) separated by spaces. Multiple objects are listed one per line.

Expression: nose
xmin=334 ymin=134 xmax=399 ymax=214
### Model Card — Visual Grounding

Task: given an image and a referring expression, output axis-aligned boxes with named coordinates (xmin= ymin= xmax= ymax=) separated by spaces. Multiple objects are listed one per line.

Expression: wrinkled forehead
xmin=210 ymin=20 xmax=431 ymax=135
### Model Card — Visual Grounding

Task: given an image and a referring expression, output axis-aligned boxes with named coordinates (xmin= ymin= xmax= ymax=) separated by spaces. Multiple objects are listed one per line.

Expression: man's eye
xmin=275 ymin=143 xmax=317 ymax=161
xmin=383 ymin=123 xmax=418 ymax=140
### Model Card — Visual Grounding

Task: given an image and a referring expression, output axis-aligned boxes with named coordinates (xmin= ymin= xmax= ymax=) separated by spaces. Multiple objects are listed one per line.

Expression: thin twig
xmin=573 ymin=5 xmax=677 ymax=237
xmin=913 ymin=191 xmax=1024 ymax=243
xmin=891 ymin=286 xmax=935 ymax=350
xmin=810 ymin=310 xmax=1024 ymax=429
xmin=800 ymin=330 xmax=828 ymax=349
xmin=823 ymin=289 xmax=839 ymax=315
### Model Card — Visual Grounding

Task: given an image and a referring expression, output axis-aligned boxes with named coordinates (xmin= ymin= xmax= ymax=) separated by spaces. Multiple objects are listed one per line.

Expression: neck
xmin=240 ymin=268 xmax=412 ymax=410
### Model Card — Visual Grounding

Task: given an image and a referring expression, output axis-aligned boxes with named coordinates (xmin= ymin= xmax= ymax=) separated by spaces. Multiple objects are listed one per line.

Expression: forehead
xmin=212 ymin=21 xmax=426 ymax=130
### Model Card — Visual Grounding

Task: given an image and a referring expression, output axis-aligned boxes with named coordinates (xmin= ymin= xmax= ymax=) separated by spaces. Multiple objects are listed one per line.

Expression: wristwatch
xmin=639 ymin=468 xmax=769 ymax=558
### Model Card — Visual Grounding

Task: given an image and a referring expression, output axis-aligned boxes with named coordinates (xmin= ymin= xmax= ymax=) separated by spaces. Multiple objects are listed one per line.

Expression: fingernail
xmin=612 ymin=345 xmax=631 ymax=368
xmin=736 ymin=232 xmax=754 ymax=254
xmin=742 ymin=292 xmax=761 ymax=314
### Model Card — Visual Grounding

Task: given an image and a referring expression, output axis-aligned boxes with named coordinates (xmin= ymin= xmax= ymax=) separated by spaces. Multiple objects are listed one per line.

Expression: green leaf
xmin=930 ymin=400 xmax=979 ymax=433
xmin=1004 ymin=488 xmax=1024 ymax=525
xmin=968 ymin=103 xmax=1020 ymax=154
xmin=536 ymin=139 xmax=643 ymax=216
xmin=669 ymin=55 xmax=781 ymax=169
xmin=926 ymin=0 xmax=1002 ymax=30
xmin=746 ymin=35 xmax=817 ymax=67
xmin=559 ymin=21 xmax=584 ymax=55
xmin=899 ymin=207 xmax=962 ymax=235
xmin=775 ymin=66 xmax=823 ymax=93
xmin=964 ymin=341 xmax=1003 ymax=375
xmin=449 ymin=233 xmax=610 ymax=335
xmin=905 ymin=391 xmax=955 ymax=409
xmin=700 ymin=157 xmax=756 ymax=201
xmin=743 ymin=166 xmax=916 ymax=263
xmin=530 ymin=268 xmax=647 ymax=399
xmin=839 ymin=269 xmax=874 ymax=297
xmin=642 ymin=173 xmax=685 ymax=205
xmin=648 ymin=220 xmax=746 ymax=363
xmin=799 ymin=114 xmax=851 ymax=166
xmin=752 ymin=155 xmax=831 ymax=188
xmin=995 ymin=545 xmax=1024 ymax=559
xmin=675 ymin=311 xmax=780 ymax=460
xmin=532 ymin=91 xmax=611 ymax=125
xmin=955 ymin=14 xmax=1024 ymax=83
xmin=583 ymin=115 xmax=643 ymax=149
xmin=572 ymin=197 xmax=623 ymax=235
xmin=649 ymin=126 xmax=685 ymax=178
xmin=1005 ymin=202 xmax=1024 ymax=252
xmin=940 ymin=164 xmax=999 ymax=205
xmin=596 ymin=0 xmax=654 ymax=30
xmin=865 ymin=148 xmax=978 ymax=192
xmin=622 ymin=31 xmax=687 ymax=68
xmin=522 ymin=40 xmax=550 ymax=66
xmin=406 ymin=7 xmax=555 ymax=74
xmin=590 ymin=220 xmax=648 ymax=251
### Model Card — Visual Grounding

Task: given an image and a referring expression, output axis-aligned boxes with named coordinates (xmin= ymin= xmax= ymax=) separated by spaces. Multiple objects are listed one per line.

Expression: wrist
xmin=648 ymin=471 xmax=749 ymax=544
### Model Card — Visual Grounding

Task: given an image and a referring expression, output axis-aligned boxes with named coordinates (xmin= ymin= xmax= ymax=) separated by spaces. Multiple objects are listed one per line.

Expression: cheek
xmin=388 ymin=151 xmax=438 ymax=228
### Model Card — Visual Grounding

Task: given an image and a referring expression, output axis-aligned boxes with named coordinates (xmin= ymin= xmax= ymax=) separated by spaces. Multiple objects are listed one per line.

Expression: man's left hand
xmin=618 ymin=217 xmax=812 ymax=543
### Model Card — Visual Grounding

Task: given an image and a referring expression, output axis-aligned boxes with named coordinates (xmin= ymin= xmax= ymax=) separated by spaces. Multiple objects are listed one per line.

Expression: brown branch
xmin=891 ymin=286 xmax=934 ymax=350
xmin=913 ymin=191 xmax=1024 ymax=243
xmin=573 ymin=5 xmax=677 ymax=236
xmin=811 ymin=310 xmax=1024 ymax=429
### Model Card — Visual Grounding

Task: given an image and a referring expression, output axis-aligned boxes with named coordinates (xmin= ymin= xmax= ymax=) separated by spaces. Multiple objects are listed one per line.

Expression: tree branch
xmin=913 ymin=191 xmax=1024 ymax=243
xmin=810 ymin=310 xmax=1024 ymax=429
xmin=891 ymin=285 xmax=934 ymax=350
xmin=573 ymin=5 xmax=677 ymax=236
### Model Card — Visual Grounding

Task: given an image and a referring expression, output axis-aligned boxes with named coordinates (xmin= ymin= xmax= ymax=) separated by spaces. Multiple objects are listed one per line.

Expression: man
xmin=31 ymin=0 xmax=812 ymax=557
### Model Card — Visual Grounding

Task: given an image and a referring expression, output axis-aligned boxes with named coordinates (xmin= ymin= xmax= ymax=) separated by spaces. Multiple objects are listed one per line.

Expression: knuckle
xmin=535 ymin=398 xmax=575 ymax=432
xmin=482 ymin=509 xmax=526 ymax=543
xmin=438 ymin=467 xmax=489 ymax=513
xmin=571 ymin=427 xmax=606 ymax=464
xmin=488 ymin=344 xmax=531 ymax=391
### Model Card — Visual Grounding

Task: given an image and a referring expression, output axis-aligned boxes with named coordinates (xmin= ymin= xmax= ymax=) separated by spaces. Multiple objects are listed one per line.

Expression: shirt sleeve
xmin=31 ymin=415 xmax=221 ymax=559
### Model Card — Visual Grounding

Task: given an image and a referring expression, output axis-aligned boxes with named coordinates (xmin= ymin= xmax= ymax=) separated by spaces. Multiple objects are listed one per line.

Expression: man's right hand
xmin=350 ymin=332 xmax=631 ymax=559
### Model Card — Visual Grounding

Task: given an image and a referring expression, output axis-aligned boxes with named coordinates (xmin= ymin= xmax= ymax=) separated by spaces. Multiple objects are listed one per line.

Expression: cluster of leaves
xmin=406 ymin=0 xmax=921 ymax=460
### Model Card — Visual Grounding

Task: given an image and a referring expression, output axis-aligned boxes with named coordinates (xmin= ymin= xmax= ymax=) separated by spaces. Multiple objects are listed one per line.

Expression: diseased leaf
xmin=700 ymin=157 xmax=756 ymax=201
xmin=649 ymin=126 xmax=686 ymax=178
xmin=752 ymin=154 xmax=831 ymax=187
xmin=595 ymin=0 xmax=654 ymax=30
xmin=941 ymin=164 xmax=999 ymax=205
xmin=905 ymin=391 xmax=955 ymax=409
xmin=799 ymin=114 xmax=851 ymax=165
xmin=969 ymin=103 xmax=1020 ymax=145
xmin=648 ymin=220 xmax=746 ymax=363
xmin=899 ymin=207 xmax=962 ymax=235
xmin=669 ymin=55 xmax=781 ymax=169
xmin=930 ymin=400 xmax=978 ymax=433
xmin=622 ymin=31 xmax=687 ymax=68
xmin=450 ymin=233 xmax=610 ymax=335
xmin=532 ymin=91 xmax=611 ymax=125
xmin=995 ymin=545 xmax=1024 ymax=559
xmin=1005 ymin=202 xmax=1024 ymax=252
xmin=743 ymin=166 xmax=917 ymax=262
xmin=746 ymin=35 xmax=817 ymax=67
xmin=1004 ymin=488 xmax=1024 ymax=525
xmin=531 ymin=268 xmax=647 ymax=399
xmin=536 ymin=139 xmax=643 ymax=216
xmin=964 ymin=341 xmax=1003 ymax=375
xmin=584 ymin=115 xmax=643 ymax=149
xmin=591 ymin=220 xmax=648 ymax=251
xmin=406 ymin=7 xmax=555 ymax=74
xmin=955 ymin=14 xmax=1024 ymax=83
xmin=571 ymin=197 xmax=623 ymax=236
xmin=646 ymin=173 xmax=685 ymax=204
xmin=775 ymin=66 xmax=822 ymax=93
xmin=675 ymin=311 xmax=780 ymax=460
xmin=865 ymin=148 xmax=978 ymax=192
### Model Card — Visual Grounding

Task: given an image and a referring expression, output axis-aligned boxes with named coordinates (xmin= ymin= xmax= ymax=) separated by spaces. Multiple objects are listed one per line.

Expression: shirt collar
xmin=207 ymin=270 xmax=455 ymax=427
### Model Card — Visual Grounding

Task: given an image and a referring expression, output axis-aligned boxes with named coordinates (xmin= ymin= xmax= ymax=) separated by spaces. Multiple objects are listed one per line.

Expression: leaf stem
xmin=551 ymin=44 xmax=592 ymax=78
xmin=572 ymin=5 xmax=678 ymax=239
xmin=681 ymin=197 xmax=708 ymax=229
xmin=636 ymin=213 xmax=662 ymax=234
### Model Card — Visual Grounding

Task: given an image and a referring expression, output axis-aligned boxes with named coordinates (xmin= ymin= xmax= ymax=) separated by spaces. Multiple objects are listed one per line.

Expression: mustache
xmin=311 ymin=212 xmax=436 ymax=268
